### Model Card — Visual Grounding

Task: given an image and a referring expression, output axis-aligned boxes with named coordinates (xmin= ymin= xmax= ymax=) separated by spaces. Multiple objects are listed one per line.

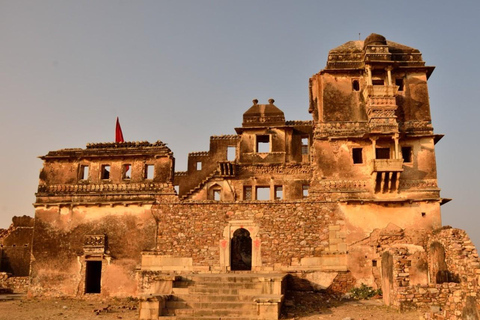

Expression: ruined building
xmin=31 ymin=34 xmax=480 ymax=319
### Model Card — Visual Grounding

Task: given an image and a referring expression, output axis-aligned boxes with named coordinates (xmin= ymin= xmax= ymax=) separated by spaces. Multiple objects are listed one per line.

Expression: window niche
xmin=101 ymin=165 xmax=110 ymax=180
xmin=122 ymin=164 xmax=131 ymax=180
xmin=227 ymin=146 xmax=236 ymax=161
xmin=145 ymin=164 xmax=154 ymax=180
xmin=302 ymin=185 xmax=309 ymax=198
xmin=196 ymin=161 xmax=202 ymax=171
xmin=79 ymin=165 xmax=89 ymax=181
xmin=255 ymin=186 xmax=270 ymax=200
xmin=301 ymin=137 xmax=309 ymax=155
xmin=352 ymin=148 xmax=363 ymax=164
xmin=256 ymin=135 xmax=270 ymax=153
xmin=402 ymin=147 xmax=412 ymax=163
xmin=352 ymin=79 xmax=360 ymax=91
xmin=274 ymin=186 xmax=283 ymax=200
xmin=244 ymin=186 xmax=252 ymax=201
xmin=396 ymin=78 xmax=404 ymax=91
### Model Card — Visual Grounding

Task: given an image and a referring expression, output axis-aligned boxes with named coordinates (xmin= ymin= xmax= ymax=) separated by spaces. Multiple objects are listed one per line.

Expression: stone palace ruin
xmin=2 ymin=33 xmax=478 ymax=319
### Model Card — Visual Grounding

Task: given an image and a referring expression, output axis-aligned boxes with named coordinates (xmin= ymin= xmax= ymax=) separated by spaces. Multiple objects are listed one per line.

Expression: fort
xmin=1 ymin=33 xmax=479 ymax=319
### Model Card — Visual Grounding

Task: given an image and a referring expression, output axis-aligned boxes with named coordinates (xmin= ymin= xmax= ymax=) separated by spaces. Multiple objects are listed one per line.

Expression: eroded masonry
xmin=28 ymin=34 xmax=479 ymax=319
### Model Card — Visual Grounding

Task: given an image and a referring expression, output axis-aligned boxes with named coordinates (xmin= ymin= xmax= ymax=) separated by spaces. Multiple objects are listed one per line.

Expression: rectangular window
xmin=274 ymin=186 xmax=283 ymax=200
xmin=375 ymin=148 xmax=390 ymax=159
xmin=227 ymin=146 xmax=236 ymax=161
xmin=122 ymin=164 xmax=131 ymax=180
xmin=402 ymin=147 xmax=412 ymax=163
xmin=80 ymin=165 xmax=89 ymax=180
xmin=174 ymin=185 xmax=179 ymax=195
xmin=244 ymin=186 xmax=252 ymax=201
xmin=145 ymin=164 xmax=154 ymax=180
xmin=352 ymin=148 xmax=363 ymax=164
xmin=372 ymin=79 xmax=384 ymax=86
xmin=101 ymin=165 xmax=110 ymax=180
xmin=302 ymin=185 xmax=309 ymax=198
xmin=196 ymin=161 xmax=202 ymax=170
xmin=301 ymin=137 xmax=309 ymax=155
xmin=256 ymin=135 xmax=270 ymax=153
xmin=396 ymin=78 xmax=404 ymax=91
xmin=213 ymin=190 xmax=221 ymax=201
xmin=256 ymin=186 xmax=270 ymax=200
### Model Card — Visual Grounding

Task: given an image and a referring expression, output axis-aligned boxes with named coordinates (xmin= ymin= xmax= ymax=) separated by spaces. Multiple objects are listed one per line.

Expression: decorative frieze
xmin=37 ymin=182 xmax=172 ymax=194
xmin=239 ymin=164 xmax=312 ymax=175
xmin=399 ymin=179 xmax=438 ymax=190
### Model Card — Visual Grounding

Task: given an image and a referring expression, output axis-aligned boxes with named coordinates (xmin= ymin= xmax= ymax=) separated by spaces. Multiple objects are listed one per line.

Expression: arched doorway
xmin=230 ymin=228 xmax=252 ymax=271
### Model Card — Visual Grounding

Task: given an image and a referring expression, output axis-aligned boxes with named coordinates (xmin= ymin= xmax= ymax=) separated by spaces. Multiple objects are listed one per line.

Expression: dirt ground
xmin=0 ymin=292 xmax=424 ymax=320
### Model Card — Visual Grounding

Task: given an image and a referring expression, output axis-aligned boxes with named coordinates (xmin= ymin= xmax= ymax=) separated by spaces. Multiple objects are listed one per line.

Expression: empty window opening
xmin=372 ymin=260 xmax=377 ymax=267
xmin=372 ymin=79 xmax=384 ymax=86
xmin=101 ymin=165 xmax=110 ymax=180
xmin=123 ymin=164 xmax=131 ymax=179
xmin=302 ymin=185 xmax=309 ymax=198
xmin=395 ymin=78 xmax=404 ymax=91
xmin=174 ymin=185 xmax=179 ymax=195
xmin=376 ymin=148 xmax=390 ymax=159
xmin=85 ymin=261 xmax=102 ymax=294
xmin=196 ymin=161 xmax=202 ymax=170
xmin=301 ymin=137 xmax=309 ymax=155
xmin=256 ymin=135 xmax=270 ymax=153
xmin=422 ymin=212 xmax=426 ymax=217
xmin=230 ymin=228 xmax=252 ymax=271
xmin=227 ymin=146 xmax=236 ymax=161
xmin=352 ymin=79 xmax=360 ymax=91
xmin=402 ymin=147 xmax=412 ymax=163
xmin=80 ymin=165 xmax=89 ymax=180
xmin=244 ymin=186 xmax=252 ymax=201
xmin=213 ymin=189 xmax=221 ymax=201
xmin=352 ymin=148 xmax=363 ymax=164
xmin=145 ymin=164 xmax=154 ymax=180
xmin=274 ymin=186 xmax=283 ymax=200
xmin=256 ymin=186 xmax=270 ymax=200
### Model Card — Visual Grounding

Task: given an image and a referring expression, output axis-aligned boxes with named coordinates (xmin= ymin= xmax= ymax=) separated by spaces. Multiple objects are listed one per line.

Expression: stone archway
xmin=230 ymin=228 xmax=252 ymax=271
xmin=220 ymin=220 xmax=261 ymax=272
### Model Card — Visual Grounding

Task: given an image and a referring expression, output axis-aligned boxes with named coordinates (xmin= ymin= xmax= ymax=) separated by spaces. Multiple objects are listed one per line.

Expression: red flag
xmin=115 ymin=117 xmax=125 ymax=143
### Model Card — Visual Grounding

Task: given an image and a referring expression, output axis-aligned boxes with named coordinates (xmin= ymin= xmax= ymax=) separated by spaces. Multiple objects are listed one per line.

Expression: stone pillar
xmin=370 ymin=137 xmax=377 ymax=159
xmin=393 ymin=134 xmax=399 ymax=159
xmin=386 ymin=66 xmax=393 ymax=85
xmin=366 ymin=65 xmax=372 ymax=85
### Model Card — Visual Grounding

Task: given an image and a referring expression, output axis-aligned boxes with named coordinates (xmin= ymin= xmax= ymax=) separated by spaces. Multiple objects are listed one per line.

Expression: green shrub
xmin=349 ymin=283 xmax=382 ymax=300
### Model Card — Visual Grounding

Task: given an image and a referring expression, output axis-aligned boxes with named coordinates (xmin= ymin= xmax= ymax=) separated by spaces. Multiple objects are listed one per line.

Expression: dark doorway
xmin=85 ymin=260 xmax=102 ymax=293
xmin=230 ymin=228 xmax=252 ymax=271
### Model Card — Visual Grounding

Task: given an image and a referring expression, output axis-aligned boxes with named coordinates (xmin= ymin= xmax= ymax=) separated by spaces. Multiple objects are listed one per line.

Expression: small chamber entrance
xmin=85 ymin=260 xmax=102 ymax=293
xmin=230 ymin=228 xmax=252 ymax=271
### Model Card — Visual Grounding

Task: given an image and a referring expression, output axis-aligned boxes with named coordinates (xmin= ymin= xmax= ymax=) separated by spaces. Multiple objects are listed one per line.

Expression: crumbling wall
xmin=0 ymin=216 xmax=34 ymax=276
xmin=30 ymin=205 xmax=156 ymax=297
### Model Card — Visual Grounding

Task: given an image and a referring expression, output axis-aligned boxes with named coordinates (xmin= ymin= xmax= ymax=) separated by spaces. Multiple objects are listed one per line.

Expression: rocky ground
xmin=0 ymin=292 xmax=424 ymax=320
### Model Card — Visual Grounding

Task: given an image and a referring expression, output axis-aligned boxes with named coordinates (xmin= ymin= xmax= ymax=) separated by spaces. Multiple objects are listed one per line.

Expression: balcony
xmin=372 ymin=159 xmax=404 ymax=173
xmin=362 ymin=85 xmax=398 ymax=99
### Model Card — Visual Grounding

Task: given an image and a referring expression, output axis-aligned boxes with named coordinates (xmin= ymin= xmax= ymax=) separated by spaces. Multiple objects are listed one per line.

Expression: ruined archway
xmin=429 ymin=241 xmax=453 ymax=284
xmin=230 ymin=228 xmax=252 ymax=271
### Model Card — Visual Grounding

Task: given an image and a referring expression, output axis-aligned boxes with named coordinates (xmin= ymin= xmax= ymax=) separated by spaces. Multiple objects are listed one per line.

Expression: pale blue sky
xmin=1 ymin=1 xmax=479 ymax=247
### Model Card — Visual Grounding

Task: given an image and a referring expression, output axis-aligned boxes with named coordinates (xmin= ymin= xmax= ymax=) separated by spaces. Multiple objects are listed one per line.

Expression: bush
xmin=349 ymin=283 xmax=382 ymax=300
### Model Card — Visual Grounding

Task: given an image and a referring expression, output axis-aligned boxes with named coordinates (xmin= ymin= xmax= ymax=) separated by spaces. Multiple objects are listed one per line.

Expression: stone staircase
xmin=140 ymin=273 xmax=286 ymax=320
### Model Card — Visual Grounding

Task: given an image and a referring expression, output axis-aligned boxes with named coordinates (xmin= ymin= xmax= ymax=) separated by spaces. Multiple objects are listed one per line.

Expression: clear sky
xmin=1 ymin=1 xmax=479 ymax=247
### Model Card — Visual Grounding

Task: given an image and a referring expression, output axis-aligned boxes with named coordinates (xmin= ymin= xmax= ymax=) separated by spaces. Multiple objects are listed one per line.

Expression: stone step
xmin=174 ymin=308 xmax=258 ymax=317
xmin=188 ymin=287 xmax=259 ymax=295
xmin=175 ymin=317 xmax=252 ymax=320
xmin=167 ymin=301 xmax=256 ymax=310
xmin=192 ymin=282 xmax=263 ymax=289
xmin=171 ymin=293 xmax=283 ymax=303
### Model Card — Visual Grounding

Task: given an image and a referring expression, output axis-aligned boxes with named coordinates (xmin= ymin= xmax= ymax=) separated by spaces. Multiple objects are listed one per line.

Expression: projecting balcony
xmin=371 ymin=159 xmax=404 ymax=173
xmin=362 ymin=85 xmax=398 ymax=99
xmin=217 ymin=161 xmax=236 ymax=177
